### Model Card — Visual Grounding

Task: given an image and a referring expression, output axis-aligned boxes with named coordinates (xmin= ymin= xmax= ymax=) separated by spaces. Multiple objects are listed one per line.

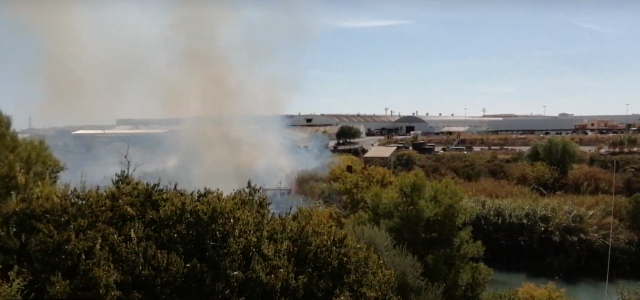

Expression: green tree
xmin=347 ymin=222 xmax=444 ymax=300
xmin=0 ymin=172 xmax=400 ymax=300
xmin=0 ymin=110 xmax=65 ymax=203
xmin=336 ymin=125 xmax=362 ymax=144
xmin=369 ymin=171 xmax=492 ymax=300
xmin=527 ymin=137 xmax=579 ymax=178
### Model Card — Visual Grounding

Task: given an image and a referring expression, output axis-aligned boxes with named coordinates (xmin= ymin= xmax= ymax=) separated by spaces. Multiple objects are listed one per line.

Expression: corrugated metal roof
xmin=322 ymin=115 xmax=399 ymax=123
xmin=289 ymin=125 xmax=341 ymax=135
xmin=440 ymin=127 xmax=470 ymax=132
xmin=364 ymin=146 xmax=397 ymax=158
xmin=72 ymin=129 xmax=170 ymax=135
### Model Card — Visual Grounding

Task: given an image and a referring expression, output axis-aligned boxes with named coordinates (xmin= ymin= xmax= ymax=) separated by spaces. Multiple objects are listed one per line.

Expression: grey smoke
xmin=2 ymin=0 xmax=330 ymax=192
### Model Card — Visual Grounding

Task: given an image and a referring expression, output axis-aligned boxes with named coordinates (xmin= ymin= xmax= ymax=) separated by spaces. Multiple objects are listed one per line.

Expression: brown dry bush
xmin=483 ymin=282 xmax=572 ymax=300
xmin=507 ymin=162 xmax=558 ymax=193
xmin=457 ymin=178 xmax=536 ymax=199
xmin=420 ymin=152 xmax=513 ymax=181
xmin=565 ymin=164 xmax=621 ymax=195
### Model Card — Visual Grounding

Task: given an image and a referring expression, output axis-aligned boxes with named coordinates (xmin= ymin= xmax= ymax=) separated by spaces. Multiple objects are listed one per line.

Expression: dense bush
xmin=0 ymin=173 xmax=399 ymax=299
xmin=565 ymin=164 xmax=620 ymax=195
xmin=0 ymin=268 xmax=27 ymax=300
xmin=457 ymin=178 xmax=535 ymax=199
xmin=419 ymin=152 xmax=512 ymax=181
xmin=0 ymin=111 xmax=64 ymax=203
xmin=527 ymin=137 xmax=579 ymax=178
xmin=625 ymin=194 xmax=640 ymax=236
xmin=507 ymin=162 xmax=558 ymax=193
xmin=464 ymin=195 xmax=636 ymax=278
xmin=347 ymin=222 xmax=444 ymax=300
xmin=483 ymin=282 xmax=571 ymax=300
xmin=372 ymin=173 xmax=491 ymax=300
xmin=321 ymin=159 xmax=492 ymax=300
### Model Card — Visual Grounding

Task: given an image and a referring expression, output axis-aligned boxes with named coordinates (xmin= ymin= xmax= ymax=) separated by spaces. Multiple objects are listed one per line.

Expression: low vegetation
xmin=391 ymin=133 xmax=626 ymax=148
xmin=2 ymin=108 xmax=640 ymax=300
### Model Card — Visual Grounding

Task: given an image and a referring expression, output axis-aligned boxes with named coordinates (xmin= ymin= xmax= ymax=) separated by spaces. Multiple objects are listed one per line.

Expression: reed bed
xmin=463 ymin=194 xmax=637 ymax=279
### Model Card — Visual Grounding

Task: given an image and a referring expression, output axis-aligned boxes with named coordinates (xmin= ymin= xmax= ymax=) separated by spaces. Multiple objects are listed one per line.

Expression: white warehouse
xmin=486 ymin=114 xmax=640 ymax=132
xmin=288 ymin=114 xmax=503 ymax=135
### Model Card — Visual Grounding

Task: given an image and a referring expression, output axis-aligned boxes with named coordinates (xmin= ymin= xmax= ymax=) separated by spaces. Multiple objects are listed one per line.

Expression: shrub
xmin=370 ymin=172 xmax=492 ymax=300
xmin=0 ymin=268 xmax=27 ymax=300
xmin=396 ymin=151 xmax=422 ymax=172
xmin=0 ymin=172 xmax=399 ymax=299
xmin=464 ymin=194 xmax=633 ymax=278
xmin=327 ymin=163 xmax=395 ymax=215
xmin=507 ymin=162 xmax=558 ymax=193
xmin=419 ymin=152 xmax=513 ymax=182
xmin=623 ymin=168 xmax=640 ymax=197
xmin=0 ymin=110 xmax=64 ymax=203
xmin=458 ymin=178 xmax=536 ymax=199
xmin=347 ymin=223 xmax=444 ymax=300
xmin=527 ymin=137 xmax=579 ymax=178
xmin=565 ymin=165 xmax=620 ymax=195
xmin=483 ymin=282 xmax=571 ymax=300
xmin=625 ymin=194 xmax=640 ymax=236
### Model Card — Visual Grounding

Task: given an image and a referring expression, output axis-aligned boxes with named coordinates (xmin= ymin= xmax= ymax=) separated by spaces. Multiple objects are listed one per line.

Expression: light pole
xmin=543 ymin=105 xmax=546 ymax=116
xmin=626 ymin=103 xmax=630 ymax=131
xmin=464 ymin=108 xmax=467 ymax=128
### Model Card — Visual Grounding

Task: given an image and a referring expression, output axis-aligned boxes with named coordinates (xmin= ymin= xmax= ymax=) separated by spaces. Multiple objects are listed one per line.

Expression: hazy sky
xmin=1 ymin=0 xmax=640 ymax=128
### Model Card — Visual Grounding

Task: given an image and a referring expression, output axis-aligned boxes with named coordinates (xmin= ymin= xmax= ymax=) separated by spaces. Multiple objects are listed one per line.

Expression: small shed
xmin=364 ymin=146 xmax=398 ymax=167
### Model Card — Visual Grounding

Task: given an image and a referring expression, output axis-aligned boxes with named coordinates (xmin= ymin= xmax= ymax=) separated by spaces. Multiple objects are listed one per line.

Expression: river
xmin=490 ymin=271 xmax=640 ymax=299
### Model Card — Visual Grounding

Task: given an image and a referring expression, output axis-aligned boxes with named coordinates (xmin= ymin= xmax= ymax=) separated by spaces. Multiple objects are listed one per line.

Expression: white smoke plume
xmin=2 ymin=0 xmax=330 ymax=192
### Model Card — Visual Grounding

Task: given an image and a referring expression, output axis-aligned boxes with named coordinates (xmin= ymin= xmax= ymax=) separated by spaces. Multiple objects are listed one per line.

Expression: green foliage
xmin=347 ymin=222 xmax=444 ymax=300
xmin=527 ymin=137 xmax=579 ymax=178
xmin=367 ymin=172 xmax=492 ymax=300
xmin=507 ymin=162 xmax=558 ymax=193
xmin=0 ymin=172 xmax=399 ymax=300
xmin=336 ymin=125 xmax=362 ymax=144
xmin=0 ymin=267 xmax=27 ymax=300
xmin=464 ymin=195 xmax=633 ymax=278
xmin=625 ymin=194 xmax=640 ymax=236
xmin=483 ymin=282 xmax=572 ymax=300
xmin=419 ymin=152 xmax=509 ymax=182
xmin=396 ymin=151 xmax=421 ymax=172
xmin=0 ymin=110 xmax=64 ymax=203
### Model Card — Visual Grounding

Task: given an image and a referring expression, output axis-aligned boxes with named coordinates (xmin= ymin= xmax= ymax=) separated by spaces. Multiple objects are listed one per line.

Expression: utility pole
xmin=543 ymin=105 xmax=546 ymax=116
xmin=464 ymin=108 xmax=467 ymax=128
xmin=626 ymin=103 xmax=630 ymax=132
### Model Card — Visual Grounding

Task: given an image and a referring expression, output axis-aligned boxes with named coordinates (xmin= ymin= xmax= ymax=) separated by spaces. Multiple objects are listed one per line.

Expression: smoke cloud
xmin=2 ymin=0 xmax=330 ymax=192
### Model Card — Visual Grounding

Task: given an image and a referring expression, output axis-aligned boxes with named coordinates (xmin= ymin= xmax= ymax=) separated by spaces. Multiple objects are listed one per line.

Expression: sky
xmin=1 ymin=0 xmax=640 ymax=129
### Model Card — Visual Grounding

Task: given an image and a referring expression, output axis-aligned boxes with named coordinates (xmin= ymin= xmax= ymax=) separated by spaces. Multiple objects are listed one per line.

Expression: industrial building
xmin=485 ymin=114 xmax=640 ymax=133
xmin=363 ymin=146 xmax=398 ymax=168
xmin=288 ymin=113 xmax=502 ymax=135
xmin=19 ymin=112 xmax=640 ymax=144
